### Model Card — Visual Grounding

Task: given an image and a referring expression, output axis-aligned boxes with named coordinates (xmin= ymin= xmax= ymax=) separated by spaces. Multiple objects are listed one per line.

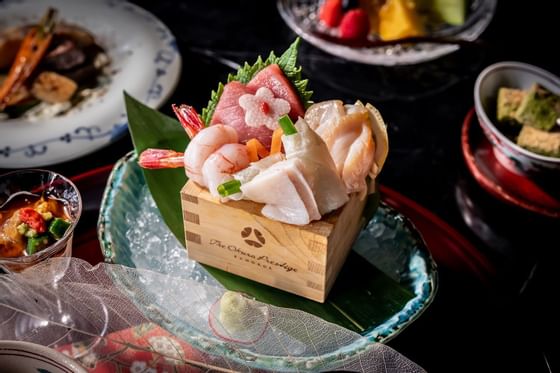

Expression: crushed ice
xmin=125 ymin=185 xmax=221 ymax=287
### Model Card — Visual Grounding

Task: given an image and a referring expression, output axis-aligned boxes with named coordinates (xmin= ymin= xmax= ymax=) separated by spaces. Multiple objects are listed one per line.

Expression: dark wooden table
xmin=2 ymin=1 xmax=558 ymax=372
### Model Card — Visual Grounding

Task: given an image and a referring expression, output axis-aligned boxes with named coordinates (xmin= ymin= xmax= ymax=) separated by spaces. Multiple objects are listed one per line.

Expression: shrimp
xmin=138 ymin=105 xmax=250 ymax=193
xmin=202 ymin=143 xmax=250 ymax=198
xmin=183 ymin=124 xmax=238 ymax=184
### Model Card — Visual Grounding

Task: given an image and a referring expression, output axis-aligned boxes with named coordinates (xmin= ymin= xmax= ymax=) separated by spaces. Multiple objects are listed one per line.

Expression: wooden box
xmin=180 ymin=180 xmax=368 ymax=302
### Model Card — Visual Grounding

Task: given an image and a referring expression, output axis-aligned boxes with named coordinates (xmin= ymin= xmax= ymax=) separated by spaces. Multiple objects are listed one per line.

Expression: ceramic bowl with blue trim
xmin=474 ymin=62 xmax=560 ymax=175
xmin=0 ymin=0 xmax=181 ymax=168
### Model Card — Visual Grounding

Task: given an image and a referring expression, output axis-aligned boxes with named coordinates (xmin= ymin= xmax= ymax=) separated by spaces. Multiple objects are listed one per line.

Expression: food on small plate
xmin=516 ymin=84 xmax=560 ymax=132
xmin=0 ymin=8 xmax=110 ymax=120
xmin=516 ymin=125 xmax=560 ymax=158
xmin=496 ymin=83 xmax=560 ymax=158
xmin=497 ymin=87 xmax=525 ymax=124
xmin=317 ymin=0 xmax=466 ymax=42
xmin=138 ymin=39 xmax=389 ymax=226
xmin=0 ymin=192 xmax=72 ymax=258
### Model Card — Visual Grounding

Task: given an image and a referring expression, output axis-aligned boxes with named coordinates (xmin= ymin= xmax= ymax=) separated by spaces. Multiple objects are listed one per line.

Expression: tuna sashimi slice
xmin=247 ymin=64 xmax=305 ymax=120
xmin=210 ymin=81 xmax=273 ymax=146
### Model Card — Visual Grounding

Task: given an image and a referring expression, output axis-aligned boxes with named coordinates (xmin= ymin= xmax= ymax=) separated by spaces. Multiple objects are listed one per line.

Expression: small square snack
xmin=515 ymin=83 xmax=560 ymax=131
xmin=516 ymin=125 xmax=560 ymax=157
xmin=497 ymin=88 xmax=525 ymax=124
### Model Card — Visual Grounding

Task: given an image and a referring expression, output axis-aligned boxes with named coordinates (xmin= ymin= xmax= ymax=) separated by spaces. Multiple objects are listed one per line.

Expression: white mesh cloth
xmin=0 ymin=258 xmax=425 ymax=372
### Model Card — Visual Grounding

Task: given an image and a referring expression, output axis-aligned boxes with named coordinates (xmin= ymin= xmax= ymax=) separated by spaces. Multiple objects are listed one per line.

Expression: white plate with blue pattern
xmin=0 ymin=0 xmax=181 ymax=168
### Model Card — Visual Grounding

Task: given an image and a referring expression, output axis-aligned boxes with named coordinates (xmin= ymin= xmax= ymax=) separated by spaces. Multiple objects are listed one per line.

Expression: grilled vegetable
xmin=0 ymin=8 xmax=57 ymax=110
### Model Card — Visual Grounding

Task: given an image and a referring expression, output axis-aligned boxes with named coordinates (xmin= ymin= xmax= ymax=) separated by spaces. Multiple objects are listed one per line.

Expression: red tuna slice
xmin=246 ymin=64 xmax=305 ymax=120
xmin=210 ymin=81 xmax=273 ymax=147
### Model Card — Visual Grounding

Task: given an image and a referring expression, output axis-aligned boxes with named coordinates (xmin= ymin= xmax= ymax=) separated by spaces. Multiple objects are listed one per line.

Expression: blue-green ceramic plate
xmin=98 ymin=152 xmax=437 ymax=371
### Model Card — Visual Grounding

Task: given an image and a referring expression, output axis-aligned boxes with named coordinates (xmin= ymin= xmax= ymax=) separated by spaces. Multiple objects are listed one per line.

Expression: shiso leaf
xmin=201 ymin=38 xmax=314 ymax=125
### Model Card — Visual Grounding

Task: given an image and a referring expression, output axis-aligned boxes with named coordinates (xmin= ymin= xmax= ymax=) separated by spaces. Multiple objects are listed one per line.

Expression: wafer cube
xmin=515 ymin=84 xmax=560 ymax=131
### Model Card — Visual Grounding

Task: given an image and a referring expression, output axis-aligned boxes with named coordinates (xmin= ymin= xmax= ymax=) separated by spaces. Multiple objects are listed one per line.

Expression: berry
xmin=339 ymin=8 xmax=370 ymax=40
xmin=319 ymin=0 xmax=343 ymax=27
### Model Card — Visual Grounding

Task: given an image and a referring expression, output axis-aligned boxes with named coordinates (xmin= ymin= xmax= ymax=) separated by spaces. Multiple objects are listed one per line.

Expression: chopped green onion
xmin=217 ymin=179 xmax=242 ymax=197
xmin=278 ymin=115 xmax=297 ymax=135
xmin=17 ymin=223 xmax=29 ymax=236
xmin=49 ymin=218 xmax=71 ymax=239
xmin=27 ymin=235 xmax=50 ymax=255
xmin=25 ymin=228 xmax=38 ymax=238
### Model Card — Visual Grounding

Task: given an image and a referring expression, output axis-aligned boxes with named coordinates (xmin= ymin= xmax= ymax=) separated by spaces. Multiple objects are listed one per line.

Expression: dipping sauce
xmin=0 ymin=192 xmax=71 ymax=258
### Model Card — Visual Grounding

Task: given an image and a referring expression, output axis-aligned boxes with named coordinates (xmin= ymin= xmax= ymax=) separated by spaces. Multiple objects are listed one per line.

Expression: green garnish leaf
xmin=125 ymin=93 xmax=189 ymax=242
xmin=278 ymin=115 xmax=297 ymax=135
xmin=217 ymin=179 xmax=242 ymax=197
xmin=201 ymin=38 xmax=313 ymax=125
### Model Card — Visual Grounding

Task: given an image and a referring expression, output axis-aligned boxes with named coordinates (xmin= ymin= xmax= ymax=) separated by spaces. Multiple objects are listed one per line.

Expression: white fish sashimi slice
xmin=284 ymin=160 xmax=321 ymax=223
xmin=365 ymin=103 xmax=389 ymax=179
xmin=283 ymin=118 xmax=348 ymax=215
xmin=241 ymin=159 xmax=320 ymax=225
xmin=305 ymin=100 xmax=345 ymax=148
xmin=329 ymin=122 xmax=361 ymax=175
xmin=233 ymin=153 xmax=285 ymax=184
xmin=304 ymin=100 xmax=389 ymax=195
xmin=342 ymin=121 xmax=375 ymax=197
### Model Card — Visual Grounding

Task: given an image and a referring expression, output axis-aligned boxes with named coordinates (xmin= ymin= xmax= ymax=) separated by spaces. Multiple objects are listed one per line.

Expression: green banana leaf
xmin=124 ymin=93 xmax=414 ymax=334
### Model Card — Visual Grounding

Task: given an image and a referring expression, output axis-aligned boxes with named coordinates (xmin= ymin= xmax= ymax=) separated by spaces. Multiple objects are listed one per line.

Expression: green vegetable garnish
xmin=17 ymin=223 xmax=29 ymax=236
xmin=27 ymin=235 xmax=50 ymax=255
xmin=278 ymin=115 xmax=297 ymax=135
xmin=48 ymin=218 xmax=71 ymax=239
xmin=217 ymin=179 xmax=242 ymax=197
xmin=25 ymin=228 xmax=38 ymax=238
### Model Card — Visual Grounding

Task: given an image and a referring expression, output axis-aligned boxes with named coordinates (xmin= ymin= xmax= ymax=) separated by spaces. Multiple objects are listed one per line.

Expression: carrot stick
xmin=256 ymin=142 xmax=270 ymax=158
xmin=270 ymin=128 xmax=284 ymax=154
xmin=246 ymin=138 xmax=270 ymax=162
xmin=246 ymin=139 xmax=259 ymax=162
xmin=0 ymin=8 xmax=57 ymax=110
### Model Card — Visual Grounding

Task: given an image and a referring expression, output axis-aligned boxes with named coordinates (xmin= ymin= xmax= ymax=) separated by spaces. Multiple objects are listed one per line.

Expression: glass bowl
xmin=0 ymin=169 xmax=82 ymax=273
xmin=277 ymin=0 xmax=497 ymax=65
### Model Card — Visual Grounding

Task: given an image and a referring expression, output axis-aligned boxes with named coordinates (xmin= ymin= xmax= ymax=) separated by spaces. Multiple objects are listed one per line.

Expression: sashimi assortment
xmin=138 ymin=39 xmax=388 ymax=225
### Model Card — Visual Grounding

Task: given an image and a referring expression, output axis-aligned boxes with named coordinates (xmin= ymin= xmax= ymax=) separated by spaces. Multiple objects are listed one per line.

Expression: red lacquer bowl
xmin=462 ymin=108 xmax=560 ymax=218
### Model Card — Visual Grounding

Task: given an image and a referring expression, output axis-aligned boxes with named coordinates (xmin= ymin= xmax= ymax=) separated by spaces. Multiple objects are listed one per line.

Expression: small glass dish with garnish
xmin=0 ymin=169 xmax=81 ymax=273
